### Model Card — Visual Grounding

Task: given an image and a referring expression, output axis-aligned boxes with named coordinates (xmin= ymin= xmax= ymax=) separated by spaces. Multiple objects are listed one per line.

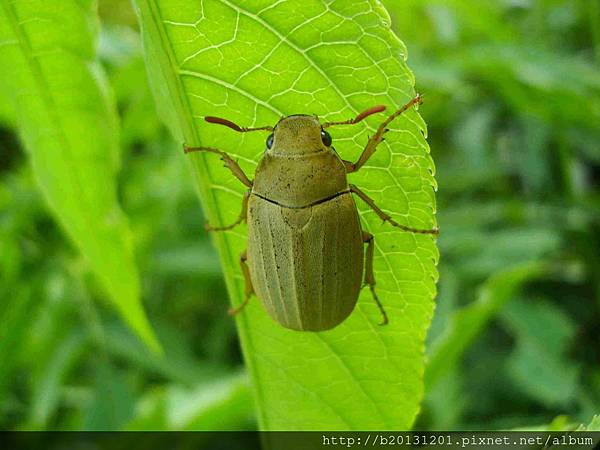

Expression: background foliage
xmin=0 ymin=0 xmax=598 ymax=435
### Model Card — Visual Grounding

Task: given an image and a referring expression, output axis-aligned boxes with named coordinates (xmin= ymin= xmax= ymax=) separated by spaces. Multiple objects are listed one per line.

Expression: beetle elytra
xmin=184 ymin=95 xmax=438 ymax=332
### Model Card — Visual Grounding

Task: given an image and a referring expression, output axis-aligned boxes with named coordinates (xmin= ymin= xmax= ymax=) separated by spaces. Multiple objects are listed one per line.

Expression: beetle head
xmin=268 ymin=115 xmax=328 ymax=155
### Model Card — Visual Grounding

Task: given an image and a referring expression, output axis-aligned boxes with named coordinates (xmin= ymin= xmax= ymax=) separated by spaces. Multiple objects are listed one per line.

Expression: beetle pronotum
xmin=184 ymin=95 xmax=438 ymax=332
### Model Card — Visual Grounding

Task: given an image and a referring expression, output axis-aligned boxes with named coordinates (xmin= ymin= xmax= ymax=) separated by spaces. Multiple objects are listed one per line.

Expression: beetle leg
xmin=346 ymin=95 xmax=423 ymax=173
xmin=350 ymin=184 xmax=439 ymax=235
xmin=183 ymin=145 xmax=253 ymax=188
xmin=228 ymin=250 xmax=254 ymax=316
xmin=362 ymin=231 xmax=388 ymax=326
xmin=206 ymin=190 xmax=250 ymax=232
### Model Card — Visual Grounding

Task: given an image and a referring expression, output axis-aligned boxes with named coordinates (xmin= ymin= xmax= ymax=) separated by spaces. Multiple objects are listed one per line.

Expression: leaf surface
xmin=134 ymin=0 xmax=438 ymax=429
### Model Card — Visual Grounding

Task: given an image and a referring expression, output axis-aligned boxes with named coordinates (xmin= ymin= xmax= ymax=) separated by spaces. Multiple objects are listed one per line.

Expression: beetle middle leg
xmin=183 ymin=145 xmax=253 ymax=188
xmin=343 ymin=94 xmax=423 ymax=173
xmin=350 ymin=184 xmax=439 ymax=235
xmin=228 ymin=250 xmax=254 ymax=316
xmin=362 ymin=231 xmax=388 ymax=326
xmin=205 ymin=190 xmax=250 ymax=232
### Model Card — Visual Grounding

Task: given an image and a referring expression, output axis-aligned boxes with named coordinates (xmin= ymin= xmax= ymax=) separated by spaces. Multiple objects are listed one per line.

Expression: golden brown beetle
xmin=184 ymin=95 xmax=437 ymax=331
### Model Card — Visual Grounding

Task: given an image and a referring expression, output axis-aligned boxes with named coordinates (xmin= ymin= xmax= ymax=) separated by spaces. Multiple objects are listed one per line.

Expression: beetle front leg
xmin=346 ymin=95 xmax=423 ymax=173
xmin=362 ymin=231 xmax=388 ymax=326
xmin=228 ymin=250 xmax=254 ymax=316
xmin=350 ymin=184 xmax=439 ymax=235
xmin=205 ymin=190 xmax=250 ymax=232
xmin=183 ymin=145 xmax=253 ymax=188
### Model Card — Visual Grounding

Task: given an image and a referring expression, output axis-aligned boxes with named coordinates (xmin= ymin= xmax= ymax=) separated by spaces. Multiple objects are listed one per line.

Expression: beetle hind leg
xmin=362 ymin=231 xmax=388 ymax=326
xmin=228 ymin=250 xmax=254 ymax=316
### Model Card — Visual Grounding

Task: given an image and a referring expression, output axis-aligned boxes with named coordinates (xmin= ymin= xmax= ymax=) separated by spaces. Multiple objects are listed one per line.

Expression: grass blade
xmin=0 ymin=1 xmax=159 ymax=351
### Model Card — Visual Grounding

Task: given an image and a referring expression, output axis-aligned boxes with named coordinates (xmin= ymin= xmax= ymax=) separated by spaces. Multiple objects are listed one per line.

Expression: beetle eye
xmin=266 ymin=133 xmax=274 ymax=149
xmin=321 ymin=130 xmax=332 ymax=147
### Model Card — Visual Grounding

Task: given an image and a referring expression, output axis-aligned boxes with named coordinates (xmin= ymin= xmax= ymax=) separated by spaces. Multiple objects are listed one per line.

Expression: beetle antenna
xmin=205 ymin=116 xmax=273 ymax=132
xmin=322 ymin=105 xmax=387 ymax=128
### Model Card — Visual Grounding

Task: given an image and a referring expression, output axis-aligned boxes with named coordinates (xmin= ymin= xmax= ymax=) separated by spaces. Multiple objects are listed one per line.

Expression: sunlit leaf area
xmin=0 ymin=0 xmax=598 ymax=436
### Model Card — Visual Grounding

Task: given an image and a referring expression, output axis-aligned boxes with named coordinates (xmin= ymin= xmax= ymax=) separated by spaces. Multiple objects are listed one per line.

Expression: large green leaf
xmin=134 ymin=0 xmax=437 ymax=429
xmin=0 ymin=1 xmax=158 ymax=351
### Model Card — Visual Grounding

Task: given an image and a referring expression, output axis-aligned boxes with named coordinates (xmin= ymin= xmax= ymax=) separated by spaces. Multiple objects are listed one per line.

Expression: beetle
xmin=184 ymin=94 xmax=438 ymax=331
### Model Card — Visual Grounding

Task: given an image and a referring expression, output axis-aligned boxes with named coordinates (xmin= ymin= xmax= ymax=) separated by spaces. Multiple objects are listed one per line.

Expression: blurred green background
xmin=1 ymin=0 xmax=599 ymax=432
